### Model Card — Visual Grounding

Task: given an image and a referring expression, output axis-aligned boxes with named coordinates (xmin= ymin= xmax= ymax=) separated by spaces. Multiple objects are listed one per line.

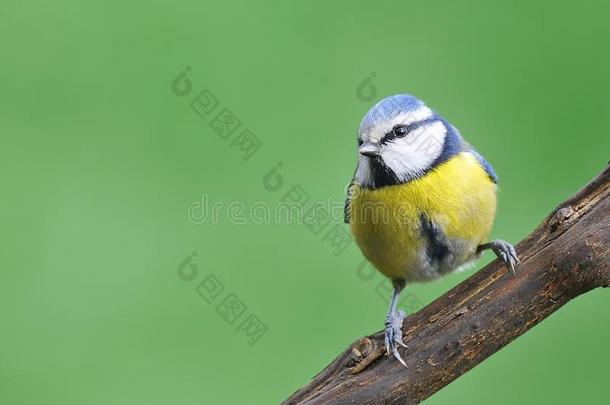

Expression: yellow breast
xmin=349 ymin=152 xmax=497 ymax=281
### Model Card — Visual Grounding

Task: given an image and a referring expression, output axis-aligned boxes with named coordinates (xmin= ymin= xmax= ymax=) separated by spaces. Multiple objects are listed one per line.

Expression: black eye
xmin=393 ymin=125 xmax=408 ymax=137
xmin=357 ymin=138 xmax=363 ymax=146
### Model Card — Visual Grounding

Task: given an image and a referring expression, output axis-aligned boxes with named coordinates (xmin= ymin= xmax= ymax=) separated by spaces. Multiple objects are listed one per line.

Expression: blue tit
xmin=344 ymin=94 xmax=519 ymax=366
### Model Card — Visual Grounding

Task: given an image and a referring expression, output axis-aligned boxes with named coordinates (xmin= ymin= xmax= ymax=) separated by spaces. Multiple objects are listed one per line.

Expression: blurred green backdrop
xmin=1 ymin=0 xmax=609 ymax=404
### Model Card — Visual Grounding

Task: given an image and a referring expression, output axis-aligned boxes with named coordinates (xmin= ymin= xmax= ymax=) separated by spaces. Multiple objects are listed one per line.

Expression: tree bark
xmin=284 ymin=163 xmax=610 ymax=405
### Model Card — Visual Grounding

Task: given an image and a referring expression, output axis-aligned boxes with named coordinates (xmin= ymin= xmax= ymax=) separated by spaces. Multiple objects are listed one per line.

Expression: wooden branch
xmin=284 ymin=163 xmax=610 ymax=405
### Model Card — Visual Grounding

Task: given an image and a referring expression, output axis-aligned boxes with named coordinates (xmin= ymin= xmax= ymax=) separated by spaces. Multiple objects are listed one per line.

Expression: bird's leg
xmin=477 ymin=239 xmax=520 ymax=274
xmin=384 ymin=279 xmax=408 ymax=368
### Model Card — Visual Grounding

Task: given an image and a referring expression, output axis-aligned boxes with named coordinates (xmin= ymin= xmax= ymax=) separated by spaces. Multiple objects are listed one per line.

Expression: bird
xmin=344 ymin=94 xmax=519 ymax=367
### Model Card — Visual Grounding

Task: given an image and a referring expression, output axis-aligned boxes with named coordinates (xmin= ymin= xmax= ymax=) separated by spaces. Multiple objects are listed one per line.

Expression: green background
xmin=2 ymin=0 xmax=609 ymax=404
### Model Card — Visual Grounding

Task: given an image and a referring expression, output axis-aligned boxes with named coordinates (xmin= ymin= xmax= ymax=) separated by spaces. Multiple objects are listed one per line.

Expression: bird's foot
xmin=384 ymin=309 xmax=408 ymax=368
xmin=489 ymin=240 xmax=520 ymax=274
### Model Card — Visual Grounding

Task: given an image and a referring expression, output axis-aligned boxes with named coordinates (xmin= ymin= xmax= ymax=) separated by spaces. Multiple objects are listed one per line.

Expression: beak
xmin=359 ymin=142 xmax=379 ymax=158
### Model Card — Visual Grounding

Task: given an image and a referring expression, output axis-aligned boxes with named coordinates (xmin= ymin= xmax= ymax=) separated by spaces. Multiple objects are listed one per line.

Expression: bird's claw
xmin=384 ymin=309 xmax=408 ymax=368
xmin=490 ymin=240 xmax=520 ymax=274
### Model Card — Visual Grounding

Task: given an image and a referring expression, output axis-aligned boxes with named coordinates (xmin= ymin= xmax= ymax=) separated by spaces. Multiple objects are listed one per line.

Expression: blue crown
xmin=360 ymin=94 xmax=425 ymax=132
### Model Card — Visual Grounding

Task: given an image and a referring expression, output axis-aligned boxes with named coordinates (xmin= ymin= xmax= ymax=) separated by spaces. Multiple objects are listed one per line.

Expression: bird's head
xmin=355 ymin=94 xmax=461 ymax=189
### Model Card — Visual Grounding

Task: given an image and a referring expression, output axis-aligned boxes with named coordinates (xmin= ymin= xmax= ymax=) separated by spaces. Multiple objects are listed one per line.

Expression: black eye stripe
xmin=380 ymin=124 xmax=410 ymax=144
xmin=379 ymin=118 xmax=439 ymax=145
xmin=394 ymin=125 xmax=408 ymax=136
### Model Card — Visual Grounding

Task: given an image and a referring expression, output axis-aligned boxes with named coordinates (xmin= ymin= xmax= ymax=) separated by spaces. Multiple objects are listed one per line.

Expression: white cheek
xmin=380 ymin=121 xmax=447 ymax=181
